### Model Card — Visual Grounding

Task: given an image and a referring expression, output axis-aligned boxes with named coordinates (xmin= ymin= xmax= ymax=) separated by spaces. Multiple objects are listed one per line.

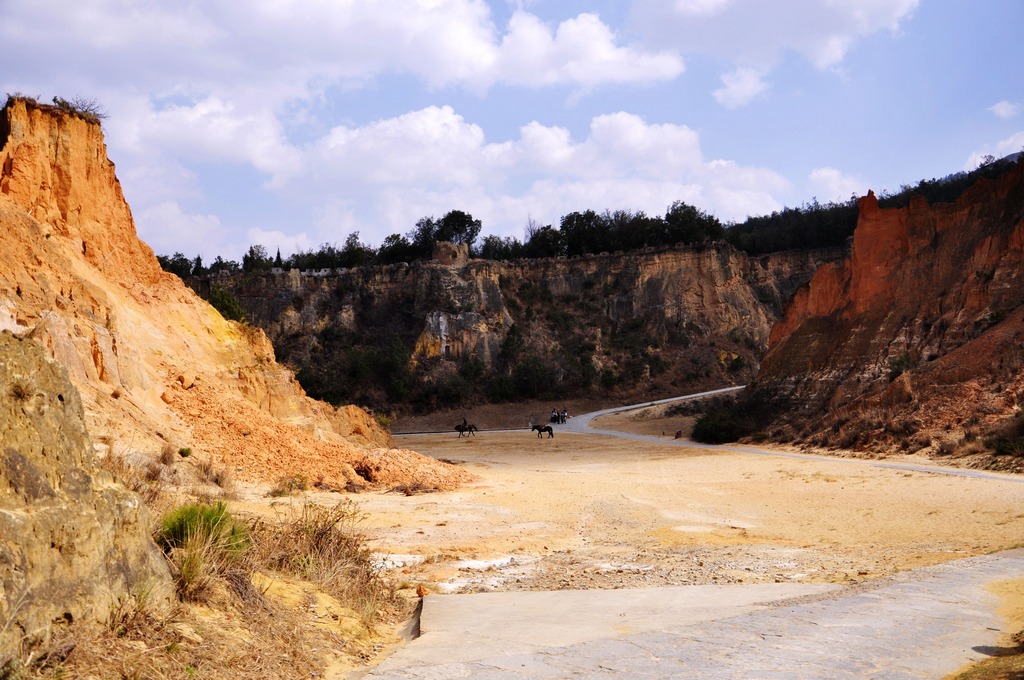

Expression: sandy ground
xmin=274 ymin=411 xmax=1024 ymax=596
xmin=221 ymin=408 xmax=1024 ymax=676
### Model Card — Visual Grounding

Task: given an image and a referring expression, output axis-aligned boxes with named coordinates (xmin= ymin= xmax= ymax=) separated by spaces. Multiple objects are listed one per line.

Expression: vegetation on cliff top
xmin=157 ymin=154 xmax=1021 ymax=277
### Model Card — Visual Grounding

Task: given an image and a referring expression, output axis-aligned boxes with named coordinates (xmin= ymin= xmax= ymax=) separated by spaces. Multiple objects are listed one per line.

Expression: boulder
xmin=0 ymin=332 xmax=171 ymax=652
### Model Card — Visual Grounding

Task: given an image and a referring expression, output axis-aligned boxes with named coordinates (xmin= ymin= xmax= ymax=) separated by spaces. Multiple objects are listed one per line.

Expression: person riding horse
xmin=456 ymin=417 xmax=478 ymax=437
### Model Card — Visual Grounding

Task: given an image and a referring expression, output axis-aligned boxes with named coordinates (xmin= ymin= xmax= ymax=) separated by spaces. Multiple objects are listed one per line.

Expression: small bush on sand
xmin=197 ymin=457 xmax=234 ymax=492
xmin=155 ymin=502 xmax=251 ymax=602
xmin=250 ymin=502 xmax=397 ymax=625
xmin=269 ymin=473 xmax=309 ymax=497
xmin=99 ymin=450 xmax=163 ymax=505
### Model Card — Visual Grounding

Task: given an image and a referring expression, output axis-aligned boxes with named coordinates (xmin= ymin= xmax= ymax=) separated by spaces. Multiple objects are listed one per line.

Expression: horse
xmin=531 ymin=424 xmax=554 ymax=438
xmin=455 ymin=422 xmax=478 ymax=437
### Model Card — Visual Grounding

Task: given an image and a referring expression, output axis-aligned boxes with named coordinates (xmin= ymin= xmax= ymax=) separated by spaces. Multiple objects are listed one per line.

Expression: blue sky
xmin=3 ymin=0 xmax=1022 ymax=261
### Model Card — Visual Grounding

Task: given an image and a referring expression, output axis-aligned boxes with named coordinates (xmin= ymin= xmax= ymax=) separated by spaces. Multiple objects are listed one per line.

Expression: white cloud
xmin=493 ymin=11 xmax=683 ymax=89
xmin=808 ymin=167 xmax=866 ymax=203
xmin=990 ymin=100 xmax=1020 ymax=119
xmin=673 ymin=0 xmax=733 ymax=17
xmin=0 ymin=0 xmax=680 ymax=98
xmin=134 ymin=97 xmax=303 ymax=184
xmin=713 ymin=68 xmax=768 ymax=108
xmin=245 ymin=228 xmax=316 ymax=260
xmin=964 ymin=130 xmax=1024 ymax=170
xmin=282 ymin=107 xmax=786 ymax=242
xmin=631 ymin=0 xmax=919 ymax=69
xmin=137 ymin=202 xmax=224 ymax=257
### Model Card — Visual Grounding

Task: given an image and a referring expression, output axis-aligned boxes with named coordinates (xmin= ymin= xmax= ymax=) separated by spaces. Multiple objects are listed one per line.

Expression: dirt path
xmin=336 ymin=416 xmax=1024 ymax=595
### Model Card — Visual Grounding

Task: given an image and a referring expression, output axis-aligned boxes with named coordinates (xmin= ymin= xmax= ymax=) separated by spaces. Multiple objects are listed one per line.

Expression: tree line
xmin=158 ymin=155 xmax=1023 ymax=278
xmin=158 ymin=202 xmax=726 ymax=277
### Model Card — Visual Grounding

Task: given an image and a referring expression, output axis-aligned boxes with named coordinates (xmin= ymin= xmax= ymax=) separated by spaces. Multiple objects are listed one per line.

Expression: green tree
xmin=156 ymin=252 xmax=194 ymax=278
xmin=524 ymin=222 xmax=564 ymax=258
xmin=209 ymin=256 xmax=240 ymax=274
xmin=207 ymin=285 xmax=246 ymax=321
xmin=377 ymin=233 xmax=417 ymax=264
xmin=435 ymin=210 xmax=482 ymax=252
xmin=479 ymin=234 xmax=524 ymax=260
xmin=664 ymin=201 xmax=724 ymax=244
xmin=340 ymin=232 xmax=374 ymax=268
xmin=242 ymin=244 xmax=272 ymax=273
xmin=559 ymin=210 xmax=607 ymax=256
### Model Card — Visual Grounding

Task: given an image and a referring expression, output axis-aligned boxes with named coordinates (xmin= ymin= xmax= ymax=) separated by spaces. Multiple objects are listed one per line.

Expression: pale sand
xmin=313 ymin=428 xmax=1024 ymax=595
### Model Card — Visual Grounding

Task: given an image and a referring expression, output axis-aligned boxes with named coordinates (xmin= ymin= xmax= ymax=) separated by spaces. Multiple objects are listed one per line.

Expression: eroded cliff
xmin=0 ymin=97 xmax=469 ymax=490
xmin=753 ymin=160 xmax=1024 ymax=466
xmin=204 ymin=243 xmax=836 ymax=413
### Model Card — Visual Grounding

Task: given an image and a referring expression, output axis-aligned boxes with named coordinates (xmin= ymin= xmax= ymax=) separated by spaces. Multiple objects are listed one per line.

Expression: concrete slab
xmin=367 ymin=583 xmax=837 ymax=670
xmin=356 ymin=550 xmax=1024 ymax=679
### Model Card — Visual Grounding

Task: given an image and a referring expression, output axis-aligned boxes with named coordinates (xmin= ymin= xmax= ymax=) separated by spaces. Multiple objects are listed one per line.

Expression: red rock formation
xmin=755 ymin=161 xmax=1024 ymax=462
xmin=0 ymin=97 xmax=470 ymax=490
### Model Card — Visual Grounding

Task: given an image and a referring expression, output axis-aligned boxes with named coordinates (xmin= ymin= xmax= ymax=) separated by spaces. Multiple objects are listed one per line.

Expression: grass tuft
xmin=155 ymin=502 xmax=251 ymax=603
xmin=249 ymin=501 xmax=397 ymax=625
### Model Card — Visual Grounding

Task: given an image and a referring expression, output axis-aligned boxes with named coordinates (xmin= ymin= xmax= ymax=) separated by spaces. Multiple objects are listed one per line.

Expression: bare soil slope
xmin=0 ymin=97 xmax=468 ymax=491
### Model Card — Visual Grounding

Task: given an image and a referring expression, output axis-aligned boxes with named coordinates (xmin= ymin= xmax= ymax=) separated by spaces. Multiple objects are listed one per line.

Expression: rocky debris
xmin=755 ymin=162 xmax=1024 ymax=459
xmin=0 ymin=331 xmax=172 ymax=652
xmin=163 ymin=360 xmax=472 ymax=491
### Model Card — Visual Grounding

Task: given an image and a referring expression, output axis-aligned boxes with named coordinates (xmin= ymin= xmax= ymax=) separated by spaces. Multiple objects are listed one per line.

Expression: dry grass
xmin=2 ymin=499 xmax=395 ymax=678
xmin=9 ymin=379 xmax=31 ymax=401
xmin=98 ymin=449 xmax=165 ymax=506
xmin=5 ymin=585 xmax=327 ymax=679
xmin=159 ymin=443 xmax=177 ymax=466
xmin=2 ymin=461 xmax=402 ymax=678
xmin=197 ymin=456 xmax=235 ymax=493
xmin=249 ymin=501 xmax=399 ymax=626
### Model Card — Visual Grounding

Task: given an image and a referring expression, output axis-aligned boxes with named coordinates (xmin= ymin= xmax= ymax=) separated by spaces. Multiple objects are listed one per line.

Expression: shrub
xmin=155 ymin=503 xmax=251 ymax=602
xmin=159 ymin=444 xmax=177 ymax=466
xmin=197 ymin=457 xmax=233 ymax=491
xmin=888 ymin=353 xmax=913 ymax=381
xmin=691 ymin=404 xmax=749 ymax=444
xmin=156 ymin=503 xmax=249 ymax=555
xmin=249 ymin=502 xmax=396 ymax=625
xmin=270 ymin=473 xmax=309 ymax=497
xmin=51 ymin=95 xmax=107 ymax=124
xmin=207 ymin=285 xmax=246 ymax=322
xmin=178 ymin=447 xmax=192 ymax=458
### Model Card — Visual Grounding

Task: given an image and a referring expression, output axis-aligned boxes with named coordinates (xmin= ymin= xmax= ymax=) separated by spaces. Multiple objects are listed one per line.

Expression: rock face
xmin=0 ymin=97 xmax=468 ymax=490
xmin=0 ymin=331 xmax=171 ymax=651
xmin=207 ymin=244 xmax=836 ymax=409
xmin=754 ymin=160 xmax=1024 ymax=457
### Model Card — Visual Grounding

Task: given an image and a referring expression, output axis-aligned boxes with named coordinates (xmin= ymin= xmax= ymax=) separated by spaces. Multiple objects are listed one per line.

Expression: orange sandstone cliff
xmin=753 ymin=160 xmax=1024 ymax=464
xmin=0 ymin=97 xmax=469 ymax=490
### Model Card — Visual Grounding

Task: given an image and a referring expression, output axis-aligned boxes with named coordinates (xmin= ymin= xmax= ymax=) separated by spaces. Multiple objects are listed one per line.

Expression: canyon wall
xmin=203 ymin=243 xmax=838 ymax=411
xmin=753 ymin=160 xmax=1024 ymax=461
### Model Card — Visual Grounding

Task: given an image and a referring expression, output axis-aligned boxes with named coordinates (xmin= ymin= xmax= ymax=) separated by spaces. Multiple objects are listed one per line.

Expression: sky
xmin=2 ymin=0 xmax=1022 ymax=261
